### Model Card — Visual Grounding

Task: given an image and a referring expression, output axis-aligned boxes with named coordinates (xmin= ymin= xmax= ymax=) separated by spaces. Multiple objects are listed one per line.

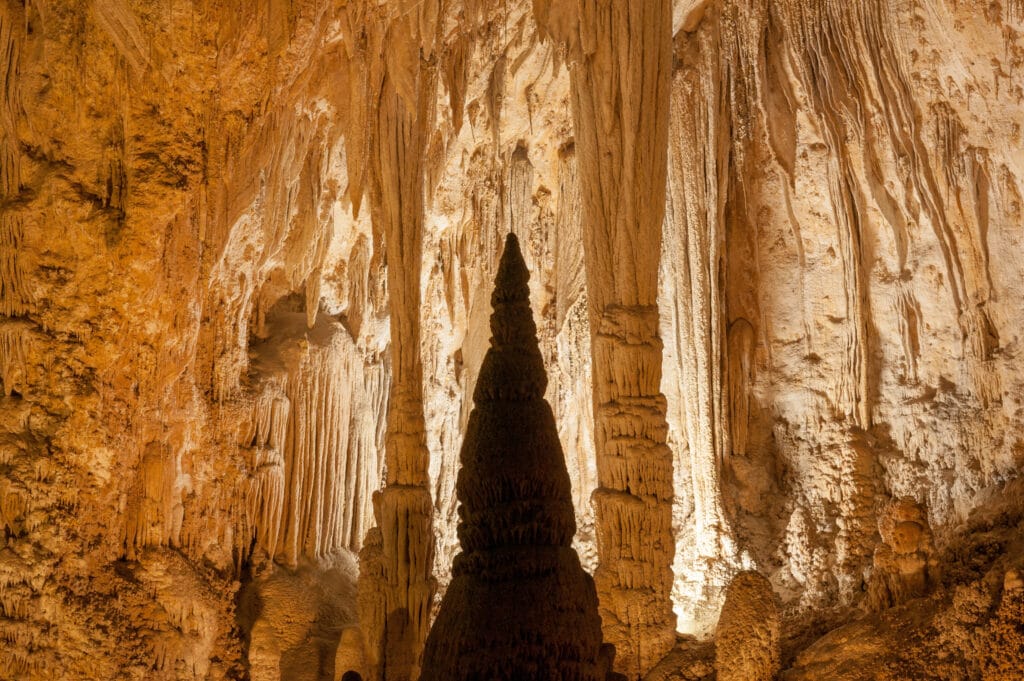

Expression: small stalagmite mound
xmin=866 ymin=496 xmax=940 ymax=612
xmin=419 ymin=233 xmax=609 ymax=681
xmin=715 ymin=570 xmax=781 ymax=681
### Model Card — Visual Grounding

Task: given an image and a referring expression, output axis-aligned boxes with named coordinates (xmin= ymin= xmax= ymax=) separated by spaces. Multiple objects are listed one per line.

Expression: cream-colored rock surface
xmin=783 ymin=481 xmax=1024 ymax=680
xmin=2 ymin=0 xmax=1024 ymax=678
xmin=714 ymin=571 xmax=780 ymax=681
xmin=662 ymin=0 xmax=1024 ymax=633
xmin=535 ymin=2 xmax=679 ymax=674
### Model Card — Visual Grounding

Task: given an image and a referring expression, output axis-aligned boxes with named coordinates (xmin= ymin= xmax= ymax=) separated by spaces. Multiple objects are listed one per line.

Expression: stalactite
xmin=241 ymin=388 xmax=289 ymax=559
xmin=535 ymin=1 xmax=677 ymax=674
xmin=0 ymin=320 xmax=30 ymax=397
xmin=246 ymin=311 xmax=385 ymax=568
xmin=0 ymin=215 xmax=31 ymax=319
xmin=0 ymin=1 xmax=22 ymax=199
xmin=122 ymin=442 xmax=185 ymax=561
xmin=0 ymin=3 xmax=30 ymax=321
xmin=553 ymin=145 xmax=586 ymax=330
xmin=508 ymin=144 xmax=533 ymax=239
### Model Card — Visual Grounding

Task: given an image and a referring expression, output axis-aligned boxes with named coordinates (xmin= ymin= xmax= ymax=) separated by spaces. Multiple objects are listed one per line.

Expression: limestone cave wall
xmin=1 ymin=0 xmax=1022 ymax=678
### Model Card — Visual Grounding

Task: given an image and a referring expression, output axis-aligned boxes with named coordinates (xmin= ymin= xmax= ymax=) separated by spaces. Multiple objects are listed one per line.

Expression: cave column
xmin=370 ymin=82 xmax=436 ymax=680
xmin=349 ymin=3 xmax=443 ymax=680
xmin=535 ymin=1 xmax=676 ymax=676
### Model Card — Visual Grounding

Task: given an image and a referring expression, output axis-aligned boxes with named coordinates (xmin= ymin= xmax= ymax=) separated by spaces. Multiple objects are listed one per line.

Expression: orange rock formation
xmin=2 ymin=0 xmax=1024 ymax=679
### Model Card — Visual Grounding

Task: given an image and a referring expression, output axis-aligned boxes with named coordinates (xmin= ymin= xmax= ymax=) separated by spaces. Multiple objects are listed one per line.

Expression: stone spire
xmin=419 ymin=233 xmax=610 ymax=681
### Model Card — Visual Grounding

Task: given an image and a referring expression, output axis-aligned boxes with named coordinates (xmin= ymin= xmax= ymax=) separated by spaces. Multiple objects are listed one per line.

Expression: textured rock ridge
xmin=420 ymin=233 xmax=607 ymax=681
xmin=783 ymin=483 xmax=1024 ymax=680
xmin=340 ymin=2 xmax=444 ymax=678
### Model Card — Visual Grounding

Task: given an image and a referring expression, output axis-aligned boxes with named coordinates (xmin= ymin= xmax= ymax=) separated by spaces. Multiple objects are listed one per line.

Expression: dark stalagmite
xmin=420 ymin=233 xmax=610 ymax=681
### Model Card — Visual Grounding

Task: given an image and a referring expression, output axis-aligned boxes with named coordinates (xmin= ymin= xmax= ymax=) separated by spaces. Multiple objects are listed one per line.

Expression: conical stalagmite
xmin=420 ymin=234 xmax=609 ymax=681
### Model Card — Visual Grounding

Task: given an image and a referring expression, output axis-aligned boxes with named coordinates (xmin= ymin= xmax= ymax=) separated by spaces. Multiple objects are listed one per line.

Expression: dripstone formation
xmin=866 ymin=497 xmax=940 ymax=612
xmin=419 ymin=234 xmax=612 ymax=681
xmin=715 ymin=571 xmax=780 ymax=681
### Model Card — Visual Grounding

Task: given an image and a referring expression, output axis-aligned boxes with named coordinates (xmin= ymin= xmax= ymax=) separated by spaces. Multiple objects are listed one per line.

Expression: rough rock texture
xmin=420 ymin=234 xmax=607 ymax=681
xmin=643 ymin=638 xmax=716 ymax=681
xmin=341 ymin=2 xmax=443 ymax=677
xmin=238 ymin=551 xmax=358 ymax=681
xmin=866 ymin=496 xmax=940 ymax=612
xmin=661 ymin=0 xmax=1024 ymax=637
xmin=357 ymin=524 xmax=386 ymax=681
xmin=783 ymin=481 xmax=1024 ymax=680
xmin=714 ymin=571 xmax=781 ymax=681
xmin=0 ymin=1 xmax=382 ymax=677
xmin=3 ymin=0 xmax=1024 ymax=678
xmin=333 ymin=627 xmax=366 ymax=681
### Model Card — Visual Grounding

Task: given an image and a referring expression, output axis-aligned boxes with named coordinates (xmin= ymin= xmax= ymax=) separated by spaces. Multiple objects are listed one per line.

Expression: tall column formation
xmin=344 ymin=2 xmax=443 ymax=679
xmin=420 ymin=233 xmax=609 ymax=681
xmin=534 ymin=1 xmax=677 ymax=675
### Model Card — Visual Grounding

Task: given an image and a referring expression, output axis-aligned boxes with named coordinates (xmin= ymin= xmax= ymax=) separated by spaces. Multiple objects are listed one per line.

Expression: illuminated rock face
xmin=420 ymin=234 xmax=607 ymax=681
xmin=2 ymin=0 xmax=1024 ymax=678
xmin=533 ymin=3 xmax=678 ymax=674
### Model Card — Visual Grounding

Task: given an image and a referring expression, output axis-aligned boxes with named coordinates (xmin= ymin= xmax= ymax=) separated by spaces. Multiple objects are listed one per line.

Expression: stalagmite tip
xmin=474 ymin=232 xmax=546 ymax=403
xmin=491 ymin=232 xmax=531 ymax=309
xmin=420 ymin=229 xmax=607 ymax=681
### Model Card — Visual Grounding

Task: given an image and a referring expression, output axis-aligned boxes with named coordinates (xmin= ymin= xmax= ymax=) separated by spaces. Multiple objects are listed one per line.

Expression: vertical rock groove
xmin=244 ymin=312 xmax=387 ymax=568
xmin=659 ymin=16 xmax=742 ymax=632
